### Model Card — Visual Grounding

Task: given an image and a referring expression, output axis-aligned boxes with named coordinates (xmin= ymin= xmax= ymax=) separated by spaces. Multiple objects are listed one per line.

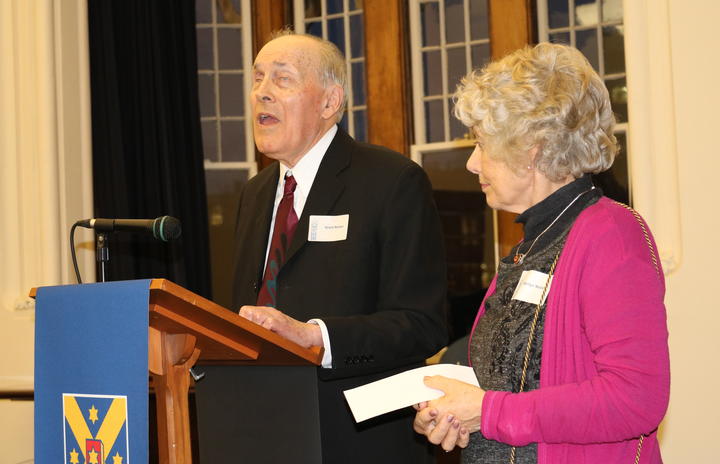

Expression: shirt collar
xmin=278 ymin=125 xmax=338 ymax=199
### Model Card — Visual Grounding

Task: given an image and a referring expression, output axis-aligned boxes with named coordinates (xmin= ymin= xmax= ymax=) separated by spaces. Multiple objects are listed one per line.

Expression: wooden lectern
xmin=147 ymin=279 xmax=323 ymax=463
xmin=33 ymin=279 xmax=323 ymax=464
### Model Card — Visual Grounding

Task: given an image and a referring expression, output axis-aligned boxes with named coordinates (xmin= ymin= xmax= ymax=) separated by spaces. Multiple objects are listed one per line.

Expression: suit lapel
xmin=284 ymin=128 xmax=353 ymax=264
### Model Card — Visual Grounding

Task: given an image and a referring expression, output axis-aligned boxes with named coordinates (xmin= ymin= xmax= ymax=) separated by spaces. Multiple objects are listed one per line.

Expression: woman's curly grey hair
xmin=453 ymin=43 xmax=618 ymax=181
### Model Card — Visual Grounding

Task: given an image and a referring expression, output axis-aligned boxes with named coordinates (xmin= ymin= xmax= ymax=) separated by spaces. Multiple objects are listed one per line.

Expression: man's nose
xmin=254 ymin=78 xmax=274 ymax=102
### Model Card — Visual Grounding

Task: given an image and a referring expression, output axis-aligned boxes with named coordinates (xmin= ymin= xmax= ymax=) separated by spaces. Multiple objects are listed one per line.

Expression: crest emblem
xmin=63 ymin=394 xmax=129 ymax=464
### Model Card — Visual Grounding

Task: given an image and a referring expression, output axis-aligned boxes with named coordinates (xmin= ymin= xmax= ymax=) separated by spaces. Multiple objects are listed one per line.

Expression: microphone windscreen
xmin=153 ymin=216 xmax=181 ymax=241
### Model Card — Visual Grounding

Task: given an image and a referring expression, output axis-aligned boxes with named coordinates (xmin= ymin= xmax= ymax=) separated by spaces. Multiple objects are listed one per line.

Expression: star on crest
xmin=88 ymin=404 xmax=99 ymax=424
xmin=69 ymin=448 xmax=79 ymax=464
xmin=113 ymin=451 xmax=124 ymax=464
xmin=88 ymin=449 xmax=99 ymax=464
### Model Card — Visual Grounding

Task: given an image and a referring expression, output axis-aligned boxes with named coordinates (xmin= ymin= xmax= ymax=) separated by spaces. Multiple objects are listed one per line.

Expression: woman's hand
xmin=413 ymin=375 xmax=485 ymax=452
xmin=414 ymin=405 xmax=470 ymax=452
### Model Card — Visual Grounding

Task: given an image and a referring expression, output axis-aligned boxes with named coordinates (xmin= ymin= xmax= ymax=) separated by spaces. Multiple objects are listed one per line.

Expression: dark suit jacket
xmin=231 ymin=128 xmax=447 ymax=462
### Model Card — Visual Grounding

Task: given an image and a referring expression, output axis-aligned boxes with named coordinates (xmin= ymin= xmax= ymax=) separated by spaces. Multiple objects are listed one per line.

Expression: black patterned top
xmin=463 ymin=175 xmax=601 ymax=464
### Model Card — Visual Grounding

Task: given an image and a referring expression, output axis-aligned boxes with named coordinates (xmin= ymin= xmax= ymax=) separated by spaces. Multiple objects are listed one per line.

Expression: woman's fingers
xmin=427 ymin=413 xmax=455 ymax=446
xmin=413 ymin=407 xmax=437 ymax=434
xmin=415 ymin=409 xmax=471 ymax=452
xmin=440 ymin=418 xmax=462 ymax=452
xmin=457 ymin=427 xmax=470 ymax=448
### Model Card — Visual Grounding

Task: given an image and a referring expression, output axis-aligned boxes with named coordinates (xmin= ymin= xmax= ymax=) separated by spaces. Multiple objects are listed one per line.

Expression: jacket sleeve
xmin=321 ymin=162 xmax=448 ymax=377
xmin=480 ymin=208 xmax=670 ymax=446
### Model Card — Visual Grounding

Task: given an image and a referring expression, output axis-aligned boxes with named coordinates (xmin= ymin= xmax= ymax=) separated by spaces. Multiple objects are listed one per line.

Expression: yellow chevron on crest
xmin=96 ymin=397 xmax=127 ymax=454
xmin=63 ymin=394 xmax=128 ymax=463
xmin=63 ymin=395 xmax=93 ymax=451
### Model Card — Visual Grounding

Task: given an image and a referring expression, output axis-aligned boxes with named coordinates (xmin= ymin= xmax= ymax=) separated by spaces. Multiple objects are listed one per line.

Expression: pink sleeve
xmin=480 ymin=212 xmax=670 ymax=446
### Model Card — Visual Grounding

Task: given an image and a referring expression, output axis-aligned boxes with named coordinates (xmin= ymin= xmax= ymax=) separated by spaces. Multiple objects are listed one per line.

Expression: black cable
xmin=70 ymin=222 xmax=82 ymax=284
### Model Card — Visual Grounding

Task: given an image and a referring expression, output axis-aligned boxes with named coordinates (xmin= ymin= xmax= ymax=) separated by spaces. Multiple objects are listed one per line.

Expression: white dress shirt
xmin=262 ymin=124 xmax=337 ymax=368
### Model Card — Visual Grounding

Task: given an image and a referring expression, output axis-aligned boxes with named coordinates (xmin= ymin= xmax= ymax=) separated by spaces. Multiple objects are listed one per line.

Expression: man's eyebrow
xmin=253 ymin=61 xmax=293 ymax=71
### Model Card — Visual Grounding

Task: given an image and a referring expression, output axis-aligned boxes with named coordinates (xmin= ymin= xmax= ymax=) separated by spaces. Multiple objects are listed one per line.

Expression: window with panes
xmin=294 ymin=0 xmax=368 ymax=141
xmin=538 ymin=0 xmax=630 ymax=204
xmin=409 ymin=0 xmax=495 ymax=321
xmin=195 ymin=0 xmax=254 ymax=307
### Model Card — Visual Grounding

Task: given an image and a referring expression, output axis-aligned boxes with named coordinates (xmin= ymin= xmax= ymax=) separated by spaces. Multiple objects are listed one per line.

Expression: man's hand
xmin=239 ymin=305 xmax=323 ymax=349
xmin=412 ymin=375 xmax=484 ymax=452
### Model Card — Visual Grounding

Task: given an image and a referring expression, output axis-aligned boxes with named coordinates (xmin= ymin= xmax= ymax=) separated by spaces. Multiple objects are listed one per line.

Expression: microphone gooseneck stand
xmin=96 ymin=233 xmax=110 ymax=283
xmin=71 ymin=216 xmax=181 ymax=284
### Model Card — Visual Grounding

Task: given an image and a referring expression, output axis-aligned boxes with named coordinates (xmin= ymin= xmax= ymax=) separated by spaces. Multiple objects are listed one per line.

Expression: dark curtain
xmin=88 ymin=0 xmax=211 ymax=299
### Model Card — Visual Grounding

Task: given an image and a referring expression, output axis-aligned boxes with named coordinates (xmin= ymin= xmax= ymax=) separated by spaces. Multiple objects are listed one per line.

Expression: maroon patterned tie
xmin=256 ymin=174 xmax=298 ymax=307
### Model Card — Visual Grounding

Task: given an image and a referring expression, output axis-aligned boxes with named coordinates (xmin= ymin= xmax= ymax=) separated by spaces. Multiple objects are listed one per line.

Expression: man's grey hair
xmin=269 ymin=28 xmax=348 ymax=122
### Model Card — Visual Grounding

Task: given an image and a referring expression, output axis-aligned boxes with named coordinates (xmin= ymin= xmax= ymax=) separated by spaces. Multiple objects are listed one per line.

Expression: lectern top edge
xmin=31 ymin=279 xmax=324 ymax=366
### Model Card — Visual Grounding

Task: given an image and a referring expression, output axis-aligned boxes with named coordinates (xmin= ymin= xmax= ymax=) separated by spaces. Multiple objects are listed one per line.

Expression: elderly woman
xmin=413 ymin=43 xmax=669 ymax=463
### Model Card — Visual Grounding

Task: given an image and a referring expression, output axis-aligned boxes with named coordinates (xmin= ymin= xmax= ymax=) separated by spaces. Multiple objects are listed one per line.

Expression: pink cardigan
xmin=471 ymin=198 xmax=670 ymax=463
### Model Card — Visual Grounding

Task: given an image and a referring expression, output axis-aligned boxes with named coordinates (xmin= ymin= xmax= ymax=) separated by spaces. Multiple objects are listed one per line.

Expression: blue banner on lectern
xmin=35 ymin=280 xmax=150 ymax=464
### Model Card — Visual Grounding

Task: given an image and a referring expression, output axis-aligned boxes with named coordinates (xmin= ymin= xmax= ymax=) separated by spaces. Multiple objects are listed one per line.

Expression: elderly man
xmin=196 ymin=32 xmax=447 ymax=463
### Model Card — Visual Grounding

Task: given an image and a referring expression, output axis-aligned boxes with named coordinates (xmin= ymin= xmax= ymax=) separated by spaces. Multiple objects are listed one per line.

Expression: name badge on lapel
xmin=308 ymin=214 xmax=349 ymax=242
xmin=512 ymin=270 xmax=553 ymax=305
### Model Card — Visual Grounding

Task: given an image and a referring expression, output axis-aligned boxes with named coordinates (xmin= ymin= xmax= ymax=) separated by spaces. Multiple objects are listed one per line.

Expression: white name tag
xmin=308 ymin=214 xmax=349 ymax=242
xmin=512 ymin=270 xmax=553 ymax=306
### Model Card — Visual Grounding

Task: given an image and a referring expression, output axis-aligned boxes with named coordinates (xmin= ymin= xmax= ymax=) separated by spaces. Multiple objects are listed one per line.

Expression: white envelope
xmin=343 ymin=364 xmax=479 ymax=423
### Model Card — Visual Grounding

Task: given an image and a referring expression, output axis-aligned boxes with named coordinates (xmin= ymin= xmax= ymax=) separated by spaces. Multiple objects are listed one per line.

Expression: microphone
xmin=76 ymin=216 xmax=182 ymax=242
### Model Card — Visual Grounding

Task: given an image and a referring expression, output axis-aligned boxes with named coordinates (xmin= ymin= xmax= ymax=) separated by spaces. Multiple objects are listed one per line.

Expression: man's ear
xmin=321 ymin=84 xmax=344 ymax=120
